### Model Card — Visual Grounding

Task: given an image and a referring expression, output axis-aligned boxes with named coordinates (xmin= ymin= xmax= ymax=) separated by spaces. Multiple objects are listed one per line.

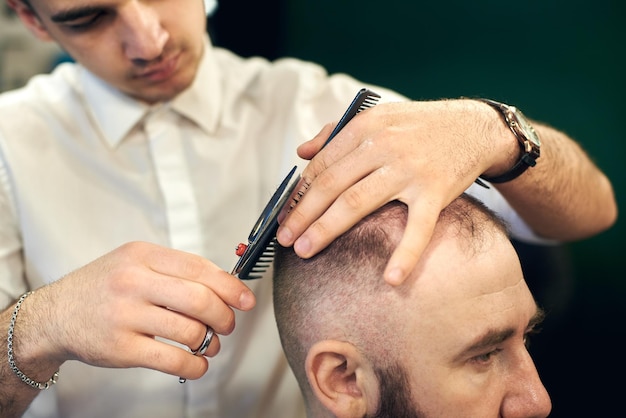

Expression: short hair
xmin=272 ymin=194 xmax=509 ymax=396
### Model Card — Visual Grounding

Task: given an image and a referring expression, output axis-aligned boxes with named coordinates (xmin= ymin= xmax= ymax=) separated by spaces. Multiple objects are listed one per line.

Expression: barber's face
xmin=22 ymin=0 xmax=207 ymax=103
xmin=390 ymin=234 xmax=552 ymax=418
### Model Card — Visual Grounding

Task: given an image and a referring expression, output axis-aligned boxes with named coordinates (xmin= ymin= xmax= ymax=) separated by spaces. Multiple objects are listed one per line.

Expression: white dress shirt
xmin=0 ymin=35 xmax=540 ymax=418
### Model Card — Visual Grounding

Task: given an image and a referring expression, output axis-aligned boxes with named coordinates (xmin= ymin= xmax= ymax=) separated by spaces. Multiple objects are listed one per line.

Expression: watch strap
xmin=480 ymin=154 xmax=537 ymax=183
xmin=477 ymin=98 xmax=539 ymax=184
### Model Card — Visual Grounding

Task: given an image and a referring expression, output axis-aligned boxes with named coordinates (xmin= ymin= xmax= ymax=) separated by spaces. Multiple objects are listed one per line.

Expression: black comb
xmin=230 ymin=165 xmax=300 ymax=279
xmin=231 ymin=88 xmax=381 ymax=279
xmin=323 ymin=88 xmax=382 ymax=147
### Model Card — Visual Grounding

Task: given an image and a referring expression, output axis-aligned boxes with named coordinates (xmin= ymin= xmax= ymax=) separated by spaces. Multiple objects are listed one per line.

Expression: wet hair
xmin=272 ymin=194 xmax=509 ymax=402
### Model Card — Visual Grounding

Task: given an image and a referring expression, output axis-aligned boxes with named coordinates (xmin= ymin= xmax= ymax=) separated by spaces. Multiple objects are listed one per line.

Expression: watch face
xmin=514 ymin=109 xmax=541 ymax=146
xmin=478 ymin=99 xmax=541 ymax=181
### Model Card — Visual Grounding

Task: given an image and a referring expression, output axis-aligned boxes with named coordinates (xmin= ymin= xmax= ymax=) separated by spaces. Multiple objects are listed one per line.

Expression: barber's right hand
xmin=20 ymin=241 xmax=256 ymax=381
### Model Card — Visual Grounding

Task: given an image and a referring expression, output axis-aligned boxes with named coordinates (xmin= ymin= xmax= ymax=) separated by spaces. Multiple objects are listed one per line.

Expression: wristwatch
xmin=478 ymin=98 xmax=541 ymax=184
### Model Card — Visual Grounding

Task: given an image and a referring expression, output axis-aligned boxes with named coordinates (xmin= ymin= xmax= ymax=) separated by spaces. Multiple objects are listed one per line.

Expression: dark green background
xmin=211 ymin=1 xmax=624 ymax=416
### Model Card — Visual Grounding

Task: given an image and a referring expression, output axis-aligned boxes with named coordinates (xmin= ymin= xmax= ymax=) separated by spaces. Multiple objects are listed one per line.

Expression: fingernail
xmin=294 ymin=236 xmax=312 ymax=256
xmin=277 ymin=227 xmax=293 ymax=245
xmin=385 ymin=267 xmax=404 ymax=286
xmin=239 ymin=291 xmax=256 ymax=310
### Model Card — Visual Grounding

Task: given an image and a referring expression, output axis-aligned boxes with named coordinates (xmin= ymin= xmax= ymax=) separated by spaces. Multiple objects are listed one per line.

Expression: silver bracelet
xmin=7 ymin=291 xmax=59 ymax=390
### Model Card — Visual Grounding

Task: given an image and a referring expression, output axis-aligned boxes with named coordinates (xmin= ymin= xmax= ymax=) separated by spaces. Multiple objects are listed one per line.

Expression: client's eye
xmin=523 ymin=325 xmax=542 ymax=349
xmin=472 ymin=348 xmax=502 ymax=365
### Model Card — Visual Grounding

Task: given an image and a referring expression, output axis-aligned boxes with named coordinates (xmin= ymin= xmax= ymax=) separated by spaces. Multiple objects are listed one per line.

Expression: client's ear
xmin=7 ymin=0 xmax=54 ymax=41
xmin=305 ymin=340 xmax=379 ymax=418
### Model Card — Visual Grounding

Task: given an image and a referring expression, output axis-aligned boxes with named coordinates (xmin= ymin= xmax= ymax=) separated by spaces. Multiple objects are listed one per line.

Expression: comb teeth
xmin=254 ymin=240 xmax=276 ymax=266
xmin=358 ymin=95 xmax=380 ymax=112
xmin=245 ymin=240 xmax=276 ymax=279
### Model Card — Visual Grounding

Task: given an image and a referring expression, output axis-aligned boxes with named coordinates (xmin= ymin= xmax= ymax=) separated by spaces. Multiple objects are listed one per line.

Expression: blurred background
xmin=2 ymin=1 xmax=623 ymax=416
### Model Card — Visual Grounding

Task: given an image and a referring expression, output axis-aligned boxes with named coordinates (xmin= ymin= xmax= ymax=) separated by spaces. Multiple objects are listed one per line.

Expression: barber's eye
xmin=65 ymin=13 xmax=104 ymax=30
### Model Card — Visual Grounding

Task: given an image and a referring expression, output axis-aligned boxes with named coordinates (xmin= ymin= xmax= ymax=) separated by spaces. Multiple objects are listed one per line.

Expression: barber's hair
xmin=19 ymin=0 xmax=33 ymax=11
xmin=272 ymin=194 xmax=508 ymax=396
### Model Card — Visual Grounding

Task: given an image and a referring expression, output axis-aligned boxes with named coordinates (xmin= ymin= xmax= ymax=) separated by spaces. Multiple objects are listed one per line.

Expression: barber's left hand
xmin=276 ymin=99 xmax=511 ymax=286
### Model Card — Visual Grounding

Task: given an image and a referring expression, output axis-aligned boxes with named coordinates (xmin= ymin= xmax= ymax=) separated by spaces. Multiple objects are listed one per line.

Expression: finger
xmin=284 ymin=115 xmax=374 ymax=229
xmin=127 ymin=305 xmax=221 ymax=357
xmin=277 ymin=134 xmax=382 ymax=247
xmin=141 ymin=273 xmax=241 ymax=335
xmin=289 ymin=166 xmax=395 ymax=258
xmin=132 ymin=338 xmax=211 ymax=381
xmin=136 ymin=244 xmax=256 ymax=311
xmin=296 ymin=123 xmax=337 ymax=160
xmin=383 ymin=205 xmax=439 ymax=286
xmin=292 ymin=115 xmax=366 ymax=204
xmin=190 ymin=327 xmax=217 ymax=357
xmin=298 ymin=121 xmax=362 ymax=181
xmin=297 ymin=99 xmax=379 ymax=161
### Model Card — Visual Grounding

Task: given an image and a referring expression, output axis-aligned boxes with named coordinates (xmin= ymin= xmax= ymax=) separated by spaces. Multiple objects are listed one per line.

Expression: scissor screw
xmin=235 ymin=243 xmax=248 ymax=256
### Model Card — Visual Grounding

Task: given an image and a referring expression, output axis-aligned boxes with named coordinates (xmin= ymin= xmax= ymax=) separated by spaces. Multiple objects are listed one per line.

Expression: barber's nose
xmin=500 ymin=351 xmax=552 ymax=418
xmin=119 ymin=2 xmax=169 ymax=61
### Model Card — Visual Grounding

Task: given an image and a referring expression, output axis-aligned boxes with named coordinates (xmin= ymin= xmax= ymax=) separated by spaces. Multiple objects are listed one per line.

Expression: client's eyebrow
xmin=50 ymin=6 xmax=103 ymax=23
xmin=527 ymin=308 xmax=546 ymax=333
xmin=454 ymin=307 xmax=545 ymax=362
xmin=459 ymin=328 xmax=515 ymax=360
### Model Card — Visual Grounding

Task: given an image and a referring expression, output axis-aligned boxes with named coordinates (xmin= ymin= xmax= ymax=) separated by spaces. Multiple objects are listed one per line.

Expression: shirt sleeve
xmin=465 ymin=181 xmax=557 ymax=245
xmin=0 ymin=131 xmax=28 ymax=309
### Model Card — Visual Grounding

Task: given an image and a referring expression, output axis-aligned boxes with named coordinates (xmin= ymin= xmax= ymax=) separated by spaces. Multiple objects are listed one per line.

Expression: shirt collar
xmin=81 ymin=35 xmax=222 ymax=148
xmin=170 ymin=37 xmax=222 ymax=136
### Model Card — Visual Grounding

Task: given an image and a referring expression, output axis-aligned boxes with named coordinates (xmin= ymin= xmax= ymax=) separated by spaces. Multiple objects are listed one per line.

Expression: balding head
xmin=273 ymin=194 xmax=541 ymax=418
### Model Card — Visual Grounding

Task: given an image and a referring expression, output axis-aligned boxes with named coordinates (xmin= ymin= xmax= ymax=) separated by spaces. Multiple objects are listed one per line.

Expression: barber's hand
xmin=277 ymin=99 xmax=513 ymax=285
xmin=25 ymin=242 xmax=255 ymax=381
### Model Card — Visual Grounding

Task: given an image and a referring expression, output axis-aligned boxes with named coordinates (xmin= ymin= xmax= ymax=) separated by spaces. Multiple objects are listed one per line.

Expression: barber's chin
xmin=128 ymin=76 xmax=193 ymax=104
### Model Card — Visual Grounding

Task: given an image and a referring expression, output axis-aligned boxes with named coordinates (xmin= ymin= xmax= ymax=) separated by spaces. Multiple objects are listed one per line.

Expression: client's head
xmin=273 ymin=195 xmax=552 ymax=418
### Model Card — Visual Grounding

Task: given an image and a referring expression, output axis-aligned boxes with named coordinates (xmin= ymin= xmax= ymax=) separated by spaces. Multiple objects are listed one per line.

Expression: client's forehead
xmin=406 ymin=222 xmax=522 ymax=306
xmin=396 ymin=228 xmax=533 ymax=356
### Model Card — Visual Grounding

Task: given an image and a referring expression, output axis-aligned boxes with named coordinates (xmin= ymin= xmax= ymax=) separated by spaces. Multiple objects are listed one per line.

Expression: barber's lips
xmin=135 ymin=54 xmax=180 ymax=82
